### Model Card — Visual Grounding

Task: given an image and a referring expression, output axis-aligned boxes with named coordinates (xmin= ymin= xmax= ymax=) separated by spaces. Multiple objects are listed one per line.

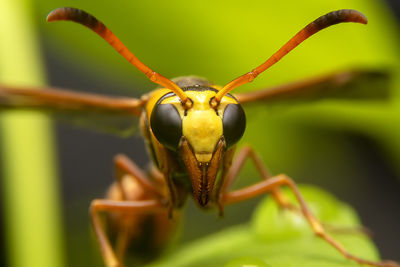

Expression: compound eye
xmin=222 ymin=104 xmax=246 ymax=148
xmin=150 ymin=103 xmax=182 ymax=151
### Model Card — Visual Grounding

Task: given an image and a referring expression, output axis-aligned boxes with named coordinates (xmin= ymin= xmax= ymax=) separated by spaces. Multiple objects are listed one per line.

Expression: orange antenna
xmin=212 ymin=9 xmax=367 ymax=106
xmin=47 ymin=7 xmax=190 ymax=106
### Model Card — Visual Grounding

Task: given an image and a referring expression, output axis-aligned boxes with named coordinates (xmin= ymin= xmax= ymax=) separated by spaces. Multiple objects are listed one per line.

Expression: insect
xmin=0 ymin=7 xmax=398 ymax=267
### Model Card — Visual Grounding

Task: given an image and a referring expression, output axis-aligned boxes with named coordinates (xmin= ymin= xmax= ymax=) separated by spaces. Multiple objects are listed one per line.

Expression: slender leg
xmin=114 ymin=226 xmax=132 ymax=262
xmin=221 ymin=174 xmax=399 ymax=267
xmin=90 ymin=199 xmax=166 ymax=267
xmin=219 ymin=145 xmax=294 ymax=210
xmin=114 ymin=154 xmax=164 ymax=200
xmin=111 ymin=154 xmax=168 ymax=261
xmin=219 ymin=146 xmax=367 ymax=235
xmin=93 ymin=155 xmax=168 ymax=266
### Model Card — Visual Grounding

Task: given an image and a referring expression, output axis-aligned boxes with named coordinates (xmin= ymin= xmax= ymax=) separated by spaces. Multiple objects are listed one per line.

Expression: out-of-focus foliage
xmin=0 ymin=1 xmax=64 ymax=267
xmin=148 ymin=186 xmax=381 ymax=267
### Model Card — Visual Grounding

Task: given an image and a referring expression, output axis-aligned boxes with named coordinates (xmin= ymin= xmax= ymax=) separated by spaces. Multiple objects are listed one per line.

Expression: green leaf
xmin=148 ymin=186 xmax=380 ymax=267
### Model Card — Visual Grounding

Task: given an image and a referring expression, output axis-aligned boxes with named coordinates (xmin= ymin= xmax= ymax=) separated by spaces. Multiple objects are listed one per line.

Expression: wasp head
xmin=150 ymin=85 xmax=245 ymax=207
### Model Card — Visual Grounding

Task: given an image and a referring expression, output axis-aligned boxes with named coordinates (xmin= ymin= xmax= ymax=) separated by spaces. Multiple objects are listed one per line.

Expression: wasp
xmin=0 ymin=7 xmax=398 ymax=267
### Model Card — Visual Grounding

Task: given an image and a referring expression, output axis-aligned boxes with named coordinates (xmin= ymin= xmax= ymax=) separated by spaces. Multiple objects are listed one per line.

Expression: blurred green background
xmin=0 ymin=0 xmax=399 ymax=266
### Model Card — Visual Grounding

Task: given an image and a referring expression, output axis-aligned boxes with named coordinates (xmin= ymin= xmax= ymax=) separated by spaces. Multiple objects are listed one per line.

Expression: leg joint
xmin=90 ymin=199 xmax=101 ymax=214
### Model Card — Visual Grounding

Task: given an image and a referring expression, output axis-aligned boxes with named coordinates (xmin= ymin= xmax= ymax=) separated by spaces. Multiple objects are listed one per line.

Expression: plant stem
xmin=0 ymin=1 xmax=64 ymax=267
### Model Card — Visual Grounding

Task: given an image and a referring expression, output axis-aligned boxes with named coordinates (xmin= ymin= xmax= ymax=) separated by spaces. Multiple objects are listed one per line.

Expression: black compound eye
xmin=222 ymin=104 xmax=246 ymax=148
xmin=150 ymin=103 xmax=182 ymax=151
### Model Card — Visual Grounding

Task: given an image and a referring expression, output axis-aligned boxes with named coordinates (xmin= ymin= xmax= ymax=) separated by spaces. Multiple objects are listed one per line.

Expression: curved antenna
xmin=47 ymin=7 xmax=190 ymax=106
xmin=212 ymin=9 xmax=367 ymax=106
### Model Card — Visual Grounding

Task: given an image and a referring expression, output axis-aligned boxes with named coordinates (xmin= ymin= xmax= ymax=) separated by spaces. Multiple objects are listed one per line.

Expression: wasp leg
xmin=111 ymin=154 xmax=167 ymax=262
xmin=221 ymin=174 xmax=399 ymax=267
xmin=92 ymin=154 xmax=167 ymax=267
xmin=90 ymin=199 xmax=166 ymax=267
xmin=114 ymin=154 xmax=164 ymax=200
xmin=218 ymin=146 xmax=368 ymax=236
xmin=218 ymin=146 xmax=295 ymax=211
xmin=323 ymin=224 xmax=373 ymax=237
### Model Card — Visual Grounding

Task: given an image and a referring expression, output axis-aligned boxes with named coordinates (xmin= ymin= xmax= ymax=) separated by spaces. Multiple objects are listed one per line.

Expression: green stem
xmin=0 ymin=1 xmax=64 ymax=267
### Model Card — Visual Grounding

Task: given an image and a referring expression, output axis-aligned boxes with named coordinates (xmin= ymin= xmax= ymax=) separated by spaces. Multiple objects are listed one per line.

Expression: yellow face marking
xmin=162 ymin=89 xmax=236 ymax=162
